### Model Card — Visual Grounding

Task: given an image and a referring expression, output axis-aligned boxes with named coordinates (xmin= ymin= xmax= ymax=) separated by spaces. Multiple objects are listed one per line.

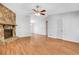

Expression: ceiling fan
xmin=32 ymin=5 xmax=46 ymax=16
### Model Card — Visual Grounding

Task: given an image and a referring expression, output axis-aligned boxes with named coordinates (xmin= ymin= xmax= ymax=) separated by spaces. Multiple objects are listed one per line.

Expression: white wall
xmin=48 ymin=11 xmax=79 ymax=42
xmin=62 ymin=12 xmax=79 ymax=42
xmin=31 ymin=15 xmax=46 ymax=35
xmin=16 ymin=14 xmax=31 ymax=37
xmin=48 ymin=15 xmax=58 ymax=38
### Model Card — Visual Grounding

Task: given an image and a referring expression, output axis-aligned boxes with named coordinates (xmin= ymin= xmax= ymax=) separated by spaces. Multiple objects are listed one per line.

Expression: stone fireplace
xmin=0 ymin=4 xmax=16 ymax=43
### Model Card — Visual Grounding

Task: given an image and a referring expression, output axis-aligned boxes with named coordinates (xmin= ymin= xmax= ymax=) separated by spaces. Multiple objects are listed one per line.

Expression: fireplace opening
xmin=4 ymin=29 xmax=13 ymax=39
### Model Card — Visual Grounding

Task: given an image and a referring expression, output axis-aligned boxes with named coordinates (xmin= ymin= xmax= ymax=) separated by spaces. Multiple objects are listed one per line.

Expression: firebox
xmin=4 ymin=29 xmax=13 ymax=39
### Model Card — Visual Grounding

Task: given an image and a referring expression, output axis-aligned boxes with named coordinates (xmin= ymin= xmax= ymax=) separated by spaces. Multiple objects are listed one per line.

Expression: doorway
xmin=30 ymin=16 xmax=48 ymax=45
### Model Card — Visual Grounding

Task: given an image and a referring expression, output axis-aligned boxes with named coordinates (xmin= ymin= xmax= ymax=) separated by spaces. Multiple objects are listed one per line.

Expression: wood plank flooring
xmin=0 ymin=34 xmax=79 ymax=55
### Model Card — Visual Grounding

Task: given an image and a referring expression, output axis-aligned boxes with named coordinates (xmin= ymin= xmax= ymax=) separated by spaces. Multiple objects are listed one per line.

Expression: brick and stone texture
xmin=0 ymin=3 xmax=16 ymax=43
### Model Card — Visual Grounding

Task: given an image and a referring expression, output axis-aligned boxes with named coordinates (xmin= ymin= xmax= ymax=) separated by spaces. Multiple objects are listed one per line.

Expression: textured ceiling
xmin=3 ymin=3 xmax=79 ymax=16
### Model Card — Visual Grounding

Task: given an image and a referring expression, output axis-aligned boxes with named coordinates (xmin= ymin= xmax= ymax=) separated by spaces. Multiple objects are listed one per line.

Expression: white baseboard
xmin=32 ymin=33 xmax=47 ymax=36
xmin=48 ymin=36 xmax=79 ymax=43
xmin=16 ymin=34 xmax=31 ymax=37
xmin=62 ymin=38 xmax=79 ymax=43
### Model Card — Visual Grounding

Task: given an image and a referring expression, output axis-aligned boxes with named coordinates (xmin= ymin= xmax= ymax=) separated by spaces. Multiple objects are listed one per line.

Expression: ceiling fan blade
xmin=32 ymin=9 xmax=37 ymax=12
xmin=40 ymin=12 xmax=45 ymax=15
xmin=40 ymin=10 xmax=46 ymax=12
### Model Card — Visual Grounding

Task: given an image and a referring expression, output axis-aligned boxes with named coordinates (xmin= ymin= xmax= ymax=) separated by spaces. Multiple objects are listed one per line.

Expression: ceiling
xmin=3 ymin=3 xmax=79 ymax=16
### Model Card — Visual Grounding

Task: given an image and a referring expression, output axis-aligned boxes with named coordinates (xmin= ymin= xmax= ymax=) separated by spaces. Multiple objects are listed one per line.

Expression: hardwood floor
xmin=0 ymin=34 xmax=79 ymax=55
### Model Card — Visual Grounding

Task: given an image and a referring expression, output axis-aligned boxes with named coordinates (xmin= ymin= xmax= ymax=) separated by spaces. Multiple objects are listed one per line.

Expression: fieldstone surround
xmin=0 ymin=3 xmax=16 ymax=44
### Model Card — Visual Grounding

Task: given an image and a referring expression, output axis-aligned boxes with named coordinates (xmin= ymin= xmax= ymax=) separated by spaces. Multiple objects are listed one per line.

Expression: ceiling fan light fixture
xmin=32 ymin=5 xmax=46 ymax=16
xmin=34 ymin=13 xmax=40 ymax=16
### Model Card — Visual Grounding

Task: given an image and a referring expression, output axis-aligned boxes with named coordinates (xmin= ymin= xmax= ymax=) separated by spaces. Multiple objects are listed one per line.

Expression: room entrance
xmin=30 ymin=16 xmax=48 ymax=45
